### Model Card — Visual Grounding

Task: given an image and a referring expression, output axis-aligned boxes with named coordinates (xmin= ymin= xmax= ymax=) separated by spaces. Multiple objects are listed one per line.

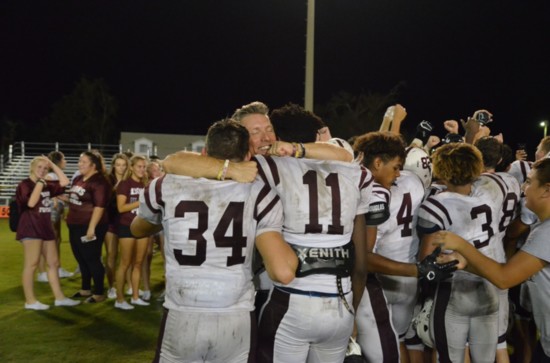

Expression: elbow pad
xmin=364 ymin=201 xmax=390 ymax=226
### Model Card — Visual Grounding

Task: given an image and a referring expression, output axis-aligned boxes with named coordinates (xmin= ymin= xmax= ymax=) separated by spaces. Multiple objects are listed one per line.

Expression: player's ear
xmin=373 ymin=156 xmax=383 ymax=170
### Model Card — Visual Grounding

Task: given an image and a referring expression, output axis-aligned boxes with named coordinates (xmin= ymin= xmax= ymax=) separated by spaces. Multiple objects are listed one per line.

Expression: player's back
xmin=419 ymin=185 xmax=503 ymax=271
xmin=254 ymin=155 xmax=372 ymax=293
xmin=152 ymin=175 xmax=280 ymax=312
xmin=419 ymin=186 xmax=501 ymax=315
xmin=255 ymin=155 xmax=372 ymax=247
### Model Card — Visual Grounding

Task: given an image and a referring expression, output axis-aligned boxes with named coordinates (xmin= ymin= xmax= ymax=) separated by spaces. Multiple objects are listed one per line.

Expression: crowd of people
xmin=15 ymin=149 xmax=165 ymax=309
xmin=13 ymin=100 xmax=550 ymax=363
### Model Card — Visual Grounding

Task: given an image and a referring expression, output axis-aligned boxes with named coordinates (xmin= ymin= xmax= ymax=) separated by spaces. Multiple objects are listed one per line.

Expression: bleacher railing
xmin=0 ymin=141 xmax=122 ymax=205
xmin=1 ymin=141 xmax=122 ymax=173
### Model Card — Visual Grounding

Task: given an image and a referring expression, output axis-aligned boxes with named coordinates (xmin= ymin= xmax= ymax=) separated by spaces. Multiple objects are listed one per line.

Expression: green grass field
xmin=0 ymin=218 xmax=165 ymax=362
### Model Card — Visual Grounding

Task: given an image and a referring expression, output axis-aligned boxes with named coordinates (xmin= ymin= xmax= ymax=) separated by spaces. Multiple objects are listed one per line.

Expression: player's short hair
xmin=474 ymin=137 xmax=502 ymax=170
xmin=231 ymin=101 xmax=269 ymax=123
xmin=206 ymin=118 xmax=250 ymax=162
xmin=532 ymin=158 xmax=550 ymax=185
xmin=352 ymin=131 xmax=406 ymax=169
xmin=270 ymin=103 xmax=325 ymax=143
xmin=431 ymin=143 xmax=483 ymax=186
xmin=496 ymin=144 xmax=515 ymax=172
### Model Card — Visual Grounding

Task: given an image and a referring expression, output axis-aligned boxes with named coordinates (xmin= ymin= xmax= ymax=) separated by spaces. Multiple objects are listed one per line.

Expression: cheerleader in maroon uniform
xmin=114 ymin=155 xmax=149 ymax=310
xmin=66 ymin=150 xmax=111 ymax=303
xmin=16 ymin=156 xmax=80 ymax=310
xmin=104 ymin=153 xmax=129 ymax=299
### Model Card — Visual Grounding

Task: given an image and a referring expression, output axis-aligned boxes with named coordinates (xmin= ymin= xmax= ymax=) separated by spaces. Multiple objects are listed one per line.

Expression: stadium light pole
xmin=541 ymin=121 xmax=548 ymax=138
xmin=304 ymin=0 xmax=315 ymax=112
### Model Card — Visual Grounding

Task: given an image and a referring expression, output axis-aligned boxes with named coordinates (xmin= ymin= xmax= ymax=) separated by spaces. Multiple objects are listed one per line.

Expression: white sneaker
xmin=115 ymin=300 xmax=135 ymax=310
xmin=126 ymin=288 xmax=144 ymax=297
xmin=131 ymin=298 xmax=150 ymax=306
xmin=55 ymin=298 xmax=81 ymax=307
xmin=58 ymin=268 xmax=74 ymax=278
xmin=157 ymin=290 xmax=166 ymax=302
xmin=73 ymin=266 xmax=81 ymax=275
xmin=25 ymin=301 xmax=50 ymax=310
xmin=107 ymin=287 xmax=117 ymax=299
xmin=141 ymin=290 xmax=151 ymax=301
xmin=36 ymin=272 xmax=48 ymax=283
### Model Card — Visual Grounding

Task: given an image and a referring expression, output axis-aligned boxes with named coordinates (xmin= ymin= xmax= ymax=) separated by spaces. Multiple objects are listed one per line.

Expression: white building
xmin=119 ymin=132 xmax=206 ymax=158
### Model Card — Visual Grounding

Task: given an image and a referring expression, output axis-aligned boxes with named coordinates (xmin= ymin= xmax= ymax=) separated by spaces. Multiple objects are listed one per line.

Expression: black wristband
xmin=299 ymin=143 xmax=306 ymax=158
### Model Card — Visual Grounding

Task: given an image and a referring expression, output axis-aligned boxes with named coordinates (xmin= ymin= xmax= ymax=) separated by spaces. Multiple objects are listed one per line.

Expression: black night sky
xmin=2 ymin=0 xmax=550 ymax=155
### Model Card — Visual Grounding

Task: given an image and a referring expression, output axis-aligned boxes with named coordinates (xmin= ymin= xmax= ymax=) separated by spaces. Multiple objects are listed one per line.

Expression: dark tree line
xmin=1 ymin=76 xmax=403 ymax=152
xmin=1 ymin=76 xmax=118 ymax=148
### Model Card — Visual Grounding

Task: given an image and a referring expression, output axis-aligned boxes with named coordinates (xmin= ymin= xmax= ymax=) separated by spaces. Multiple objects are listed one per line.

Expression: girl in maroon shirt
xmin=16 ymin=156 xmax=80 ymax=310
xmin=104 ymin=153 xmax=129 ymax=299
xmin=66 ymin=150 xmax=111 ymax=303
xmin=114 ymin=155 xmax=150 ymax=310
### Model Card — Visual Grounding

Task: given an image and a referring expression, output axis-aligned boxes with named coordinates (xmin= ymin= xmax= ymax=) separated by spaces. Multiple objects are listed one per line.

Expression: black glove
xmin=417 ymin=246 xmax=458 ymax=282
xmin=415 ymin=120 xmax=433 ymax=145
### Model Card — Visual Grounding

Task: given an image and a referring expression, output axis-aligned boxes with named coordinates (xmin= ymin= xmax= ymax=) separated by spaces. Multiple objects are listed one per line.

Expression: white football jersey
xmin=508 ymin=160 xmax=532 ymax=185
xmin=418 ymin=181 xmax=504 ymax=280
xmin=476 ymin=172 xmax=521 ymax=263
xmin=374 ymin=170 xmax=425 ymax=263
xmin=138 ymin=175 xmax=283 ymax=312
xmin=254 ymin=155 xmax=374 ymax=293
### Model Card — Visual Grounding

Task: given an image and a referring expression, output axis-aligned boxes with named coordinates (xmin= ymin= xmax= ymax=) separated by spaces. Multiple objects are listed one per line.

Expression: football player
xmin=418 ymin=143 xmax=502 ymax=362
xmin=131 ymin=119 xmax=297 ymax=363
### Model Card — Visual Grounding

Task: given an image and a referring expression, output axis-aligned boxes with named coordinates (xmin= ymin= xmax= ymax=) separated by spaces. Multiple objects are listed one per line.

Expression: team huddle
xmin=15 ymin=100 xmax=550 ymax=363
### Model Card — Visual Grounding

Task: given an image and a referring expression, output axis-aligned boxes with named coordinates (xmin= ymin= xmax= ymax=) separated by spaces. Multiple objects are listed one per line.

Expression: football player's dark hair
xmin=353 ymin=131 xmax=406 ymax=169
xmin=474 ymin=137 xmax=502 ymax=170
xmin=270 ymin=102 xmax=325 ymax=143
xmin=206 ymin=118 xmax=250 ymax=162
xmin=496 ymin=143 xmax=515 ymax=172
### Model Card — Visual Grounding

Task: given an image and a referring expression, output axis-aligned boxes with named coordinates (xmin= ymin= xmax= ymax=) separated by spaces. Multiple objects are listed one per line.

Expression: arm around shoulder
xmin=304 ymin=142 xmax=353 ymax=162
xmin=162 ymin=151 xmax=216 ymax=178
xmin=255 ymin=231 xmax=297 ymax=285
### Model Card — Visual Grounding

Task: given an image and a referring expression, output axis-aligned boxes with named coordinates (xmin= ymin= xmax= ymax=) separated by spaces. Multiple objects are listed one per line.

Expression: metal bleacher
xmin=0 ymin=142 xmax=122 ymax=206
